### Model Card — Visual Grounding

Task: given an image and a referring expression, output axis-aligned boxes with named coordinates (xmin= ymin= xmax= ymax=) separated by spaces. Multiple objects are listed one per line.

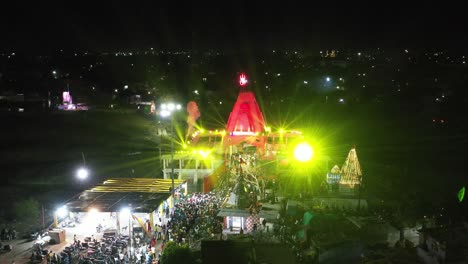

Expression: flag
xmin=132 ymin=214 xmax=152 ymax=238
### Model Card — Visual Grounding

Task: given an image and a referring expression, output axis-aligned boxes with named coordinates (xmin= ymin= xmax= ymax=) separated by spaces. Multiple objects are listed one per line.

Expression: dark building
xmin=201 ymin=239 xmax=296 ymax=264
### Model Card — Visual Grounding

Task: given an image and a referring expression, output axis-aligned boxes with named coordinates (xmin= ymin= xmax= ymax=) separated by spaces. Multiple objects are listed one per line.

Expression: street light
xmin=293 ymin=142 xmax=315 ymax=199
xmin=54 ymin=206 xmax=68 ymax=228
xmin=159 ymin=102 xmax=182 ymax=208
xmin=77 ymin=168 xmax=89 ymax=180
xmin=76 ymin=152 xmax=89 ymax=182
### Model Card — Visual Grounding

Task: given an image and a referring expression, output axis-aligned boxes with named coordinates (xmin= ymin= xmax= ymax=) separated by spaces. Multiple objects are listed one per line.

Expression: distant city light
xmin=303 ymin=81 xmax=308 ymax=84
xmin=358 ymin=52 xmax=361 ymax=56
xmin=194 ymin=90 xmax=199 ymax=95
xmin=114 ymin=89 xmax=118 ymax=93
xmin=159 ymin=102 xmax=181 ymax=118
xmin=339 ymin=98 xmax=344 ymax=103
xmin=239 ymin=73 xmax=248 ymax=86
xmin=52 ymin=70 xmax=57 ymax=75
xmin=124 ymin=85 xmax=128 ymax=89
xmin=326 ymin=77 xmax=331 ymax=82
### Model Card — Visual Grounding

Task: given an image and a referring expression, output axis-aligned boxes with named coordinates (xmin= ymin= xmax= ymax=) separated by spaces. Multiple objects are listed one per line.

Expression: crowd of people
xmin=166 ymin=192 xmax=223 ymax=245
xmin=1 ymin=227 xmax=17 ymax=241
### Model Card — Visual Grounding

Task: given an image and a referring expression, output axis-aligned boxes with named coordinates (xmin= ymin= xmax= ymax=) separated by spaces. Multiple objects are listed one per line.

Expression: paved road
xmin=0 ymin=237 xmax=36 ymax=263
xmin=0 ymin=225 xmax=101 ymax=263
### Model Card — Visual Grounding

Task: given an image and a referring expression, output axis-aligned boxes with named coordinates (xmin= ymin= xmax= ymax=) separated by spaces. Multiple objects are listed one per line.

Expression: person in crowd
xmin=151 ymin=236 xmax=156 ymax=248
xmin=157 ymin=225 xmax=162 ymax=240
xmin=123 ymin=252 xmax=129 ymax=264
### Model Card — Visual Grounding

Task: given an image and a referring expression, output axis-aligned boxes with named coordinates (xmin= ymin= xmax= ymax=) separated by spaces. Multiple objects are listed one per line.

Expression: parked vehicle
xmin=30 ymin=231 xmax=39 ymax=241
xmin=61 ymin=220 xmax=76 ymax=228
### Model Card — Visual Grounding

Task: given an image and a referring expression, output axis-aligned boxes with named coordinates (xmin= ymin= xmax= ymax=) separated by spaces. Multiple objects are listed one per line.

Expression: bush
xmin=13 ymin=198 xmax=40 ymax=226
xmin=160 ymin=241 xmax=196 ymax=264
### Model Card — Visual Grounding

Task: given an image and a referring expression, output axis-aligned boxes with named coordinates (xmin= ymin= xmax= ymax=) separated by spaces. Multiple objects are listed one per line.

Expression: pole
xmin=159 ymin=127 xmax=163 ymax=168
xmin=81 ymin=152 xmax=86 ymax=166
xmin=54 ymin=213 xmax=58 ymax=228
xmin=357 ymin=178 xmax=362 ymax=211
xmin=129 ymin=211 xmax=133 ymax=260
xmin=42 ymin=205 xmax=45 ymax=231
xmin=171 ymin=115 xmax=175 ymax=208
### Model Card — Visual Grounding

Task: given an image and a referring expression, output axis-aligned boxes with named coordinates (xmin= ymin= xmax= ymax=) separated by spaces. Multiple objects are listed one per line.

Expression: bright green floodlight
xmin=294 ymin=142 xmax=314 ymax=162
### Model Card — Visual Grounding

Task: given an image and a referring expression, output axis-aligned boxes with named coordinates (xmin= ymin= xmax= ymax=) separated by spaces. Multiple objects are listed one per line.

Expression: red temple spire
xmin=226 ymin=73 xmax=265 ymax=135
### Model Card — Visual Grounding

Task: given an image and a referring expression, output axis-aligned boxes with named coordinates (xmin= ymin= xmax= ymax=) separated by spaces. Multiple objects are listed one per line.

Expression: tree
xmin=160 ymin=241 xmax=196 ymax=264
xmin=13 ymin=198 xmax=40 ymax=224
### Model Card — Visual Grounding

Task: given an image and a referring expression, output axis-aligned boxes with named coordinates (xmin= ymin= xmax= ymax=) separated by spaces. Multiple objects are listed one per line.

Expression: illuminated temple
xmin=161 ymin=73 xmax=362 ymax=199
xmin=161 ymin=73 xmax=305 ymax=193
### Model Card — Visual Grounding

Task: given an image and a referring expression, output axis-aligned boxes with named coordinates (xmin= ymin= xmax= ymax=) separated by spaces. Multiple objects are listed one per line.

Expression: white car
xmin=34 ymin=235 xmax=51 ymax=246
xmin=61 ymin=221 xmax=76 ymax=228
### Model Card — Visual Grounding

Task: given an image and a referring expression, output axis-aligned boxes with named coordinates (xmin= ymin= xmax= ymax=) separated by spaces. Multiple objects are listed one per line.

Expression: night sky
xmin=1 ymin=1 xmax=468 ymax=231
xmin=2 ymin=2 xmax=467 ymax=52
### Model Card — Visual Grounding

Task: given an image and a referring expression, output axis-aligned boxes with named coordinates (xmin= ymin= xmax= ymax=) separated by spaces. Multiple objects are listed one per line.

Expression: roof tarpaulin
xmin=63 ymin=178 xmax=185 ymax=213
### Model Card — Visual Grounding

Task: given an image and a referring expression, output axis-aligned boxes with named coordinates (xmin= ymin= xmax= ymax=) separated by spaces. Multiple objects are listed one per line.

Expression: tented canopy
xmin=64 ymin=178 xmax=185 ymax=213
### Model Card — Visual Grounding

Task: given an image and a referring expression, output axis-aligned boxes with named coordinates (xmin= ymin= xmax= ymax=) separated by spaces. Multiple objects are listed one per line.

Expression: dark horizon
xmin=2 ymin=2 xmax=468 ymax=52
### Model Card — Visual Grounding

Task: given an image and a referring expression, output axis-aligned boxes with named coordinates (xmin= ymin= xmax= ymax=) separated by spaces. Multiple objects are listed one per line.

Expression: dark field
xmin=1 ymin=101 xmax=467 ymax=219
xmin=0 ymin=110 xmax=162 ymax=216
